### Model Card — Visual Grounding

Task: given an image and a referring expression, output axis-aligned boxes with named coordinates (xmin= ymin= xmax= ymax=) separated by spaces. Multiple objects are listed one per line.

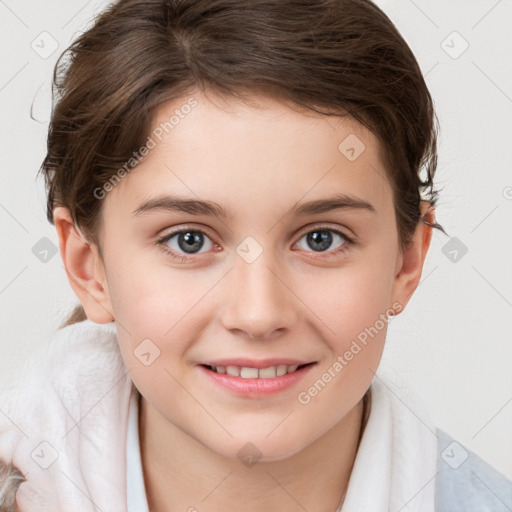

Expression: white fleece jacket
xmin=0 ymin=321 xmax=131 ymax=511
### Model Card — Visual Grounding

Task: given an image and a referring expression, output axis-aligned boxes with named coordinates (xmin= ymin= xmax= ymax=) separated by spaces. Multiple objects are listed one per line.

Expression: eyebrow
xmin=293 ymin=194 xmax=376 ymax=216
xmin=132 ymin=193 xmax=376 ymax=218
xmin=133 ymin=196 xmax=231 ymax=218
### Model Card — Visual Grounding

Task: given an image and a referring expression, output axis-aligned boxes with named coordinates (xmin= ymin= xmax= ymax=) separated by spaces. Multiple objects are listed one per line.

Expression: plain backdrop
xmin=1 ymin=0 xmax=511 ymax=480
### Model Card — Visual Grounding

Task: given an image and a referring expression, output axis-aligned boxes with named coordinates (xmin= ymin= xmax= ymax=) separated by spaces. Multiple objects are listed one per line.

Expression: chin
xmin=205 ymin=433 xmax=309 ymax=465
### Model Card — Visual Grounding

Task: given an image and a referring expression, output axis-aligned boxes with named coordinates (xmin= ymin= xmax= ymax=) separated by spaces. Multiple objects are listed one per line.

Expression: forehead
xmin=103 ymin=89 xmax=394 ymax=226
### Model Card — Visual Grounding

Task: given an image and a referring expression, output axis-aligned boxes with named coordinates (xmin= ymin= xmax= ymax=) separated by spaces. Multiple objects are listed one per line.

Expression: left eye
xmin=296 ymin=229 xmax=347 ymax=252
xmin=163 ymin=230 xmax=214 ymax=254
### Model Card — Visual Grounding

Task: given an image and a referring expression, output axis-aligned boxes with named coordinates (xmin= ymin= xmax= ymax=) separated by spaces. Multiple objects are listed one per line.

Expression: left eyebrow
xmin=292 ymin=194 xmax=376 ymax=215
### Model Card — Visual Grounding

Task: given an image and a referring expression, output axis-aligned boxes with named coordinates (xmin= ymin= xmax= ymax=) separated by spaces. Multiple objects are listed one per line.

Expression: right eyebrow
xmin=132 ymin=195 xmax=234 ymax=219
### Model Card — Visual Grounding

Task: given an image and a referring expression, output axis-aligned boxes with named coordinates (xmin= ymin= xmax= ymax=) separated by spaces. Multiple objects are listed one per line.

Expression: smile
xmin=198 ymin=361 xmax=316 ymax=397
xmin=202 ymin=363 xmax=312 ymax=379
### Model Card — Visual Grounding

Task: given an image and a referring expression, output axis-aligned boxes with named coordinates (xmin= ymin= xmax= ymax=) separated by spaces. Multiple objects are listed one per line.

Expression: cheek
xmin=293 ymin=250 xmax=398 ymax=403
xmin=293 ymin=269 xmax=393 ymax=423
xmin=103 ymin=250 xmax=233 ymax=393
xmin=303 ymin=260 xmax=396 ymax=348
xmin=105 ymin=256 xmax=212 ymax=408
xmin=104 ymin=247 xmax=213 ymax=333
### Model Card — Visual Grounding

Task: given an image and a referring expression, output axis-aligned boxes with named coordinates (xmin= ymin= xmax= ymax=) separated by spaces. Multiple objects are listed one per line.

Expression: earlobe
xmin=391 ymin=202 xmax=434 ymax=312
xmin=53 ymin=207 xmax=114 ymax=324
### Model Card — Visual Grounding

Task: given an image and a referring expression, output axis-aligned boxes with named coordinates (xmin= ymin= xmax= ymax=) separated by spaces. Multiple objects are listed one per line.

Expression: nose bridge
xmin=219 ymin=246 xmax=297 ymax=339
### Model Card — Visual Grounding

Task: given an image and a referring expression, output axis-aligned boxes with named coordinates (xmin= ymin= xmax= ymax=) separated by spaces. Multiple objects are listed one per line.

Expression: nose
xmin=219 ymin=250 xmax=298 ymax=341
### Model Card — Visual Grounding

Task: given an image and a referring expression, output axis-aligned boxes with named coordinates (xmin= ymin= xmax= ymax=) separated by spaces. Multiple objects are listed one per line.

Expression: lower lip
xmin=198 ymin=364 xmax=315 ymax=398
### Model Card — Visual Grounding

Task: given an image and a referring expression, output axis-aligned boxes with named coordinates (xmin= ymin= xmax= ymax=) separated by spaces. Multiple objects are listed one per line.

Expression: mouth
xmin=200 ymin=362 xmax=315 ymax=379
xmin=198 ymin=360 xmax=317 ymax=397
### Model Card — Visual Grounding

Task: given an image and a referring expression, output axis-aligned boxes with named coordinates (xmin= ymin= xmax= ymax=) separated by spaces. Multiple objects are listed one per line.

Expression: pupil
xmin=178 ymin=231 xmax=204 ymax=253
xmin=307 ymin=231 xmax=332 ymax=251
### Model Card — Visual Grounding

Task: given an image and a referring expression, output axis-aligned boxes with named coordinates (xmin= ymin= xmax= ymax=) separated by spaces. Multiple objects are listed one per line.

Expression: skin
xmin=54 ymin=88 xmax=433 ymax=512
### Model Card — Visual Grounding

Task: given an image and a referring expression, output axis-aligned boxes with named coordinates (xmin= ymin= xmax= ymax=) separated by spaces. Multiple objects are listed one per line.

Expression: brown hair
xmin=0 ymin=459 xmax=24 ymax=511
xmin=40 ymin=0 xmax=443 ymax=326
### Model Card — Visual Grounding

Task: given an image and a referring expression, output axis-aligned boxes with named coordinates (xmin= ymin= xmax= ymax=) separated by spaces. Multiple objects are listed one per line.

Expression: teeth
xmin=258 ymin=366 xmax=277 ymax=378
xmin=276 ymin=364 xmax=287 ymax=376
xmin=210 ymin=364 xmax=304 ymax=378
xmin=226 ymin=365 xmax=239 ymax=376
xmin=240 ymin=367 xmax=259 ymax=378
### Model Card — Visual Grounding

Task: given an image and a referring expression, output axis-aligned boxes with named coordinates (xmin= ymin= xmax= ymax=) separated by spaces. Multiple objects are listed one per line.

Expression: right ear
xmin=53 ymin=207 xmax=114 ymax=324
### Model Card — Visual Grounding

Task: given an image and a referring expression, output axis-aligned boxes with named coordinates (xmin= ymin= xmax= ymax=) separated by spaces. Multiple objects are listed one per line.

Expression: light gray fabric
xmin=435 ymin=428 xmax=512 ymax=511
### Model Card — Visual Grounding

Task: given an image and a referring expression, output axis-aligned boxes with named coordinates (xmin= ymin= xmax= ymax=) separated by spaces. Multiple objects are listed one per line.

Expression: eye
xmin=160 ymin=229 xmax=214 ymax=255
xmin=295 ymin=228 xmax=349 ymax=253
xmin=158 ymin=226 xmax=351 ymax=263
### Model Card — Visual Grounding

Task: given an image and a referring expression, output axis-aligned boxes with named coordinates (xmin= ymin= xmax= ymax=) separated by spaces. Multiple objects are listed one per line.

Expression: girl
xmin=1 ymin=0 xmax=511 ymax=510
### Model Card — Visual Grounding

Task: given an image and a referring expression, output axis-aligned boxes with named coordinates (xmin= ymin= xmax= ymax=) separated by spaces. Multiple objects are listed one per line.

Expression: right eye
xmin=160 ymin=229 xmax=215 ymax=256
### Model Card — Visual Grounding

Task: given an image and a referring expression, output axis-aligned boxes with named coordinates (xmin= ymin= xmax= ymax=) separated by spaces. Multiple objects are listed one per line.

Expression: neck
xmin=139 ymin=393 xmax=369 ymax=512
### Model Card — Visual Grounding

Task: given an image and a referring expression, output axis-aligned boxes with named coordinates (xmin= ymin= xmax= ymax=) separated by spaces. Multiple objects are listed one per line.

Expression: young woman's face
xmin=97 ymin=90 xmax=408 ymax=461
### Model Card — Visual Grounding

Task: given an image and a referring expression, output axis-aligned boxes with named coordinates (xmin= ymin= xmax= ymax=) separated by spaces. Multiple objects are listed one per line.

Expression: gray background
xmin=1 ymin=0 xmax=511 ymax=479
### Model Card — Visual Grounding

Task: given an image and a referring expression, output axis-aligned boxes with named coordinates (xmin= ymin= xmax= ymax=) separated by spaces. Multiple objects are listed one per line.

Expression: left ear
xmin=391 ymin=201 xmax=434 ymax=312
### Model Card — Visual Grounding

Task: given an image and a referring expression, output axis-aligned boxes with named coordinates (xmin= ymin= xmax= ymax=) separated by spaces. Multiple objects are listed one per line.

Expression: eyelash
xmin=157 ymin=225 xmax=354 ymax=263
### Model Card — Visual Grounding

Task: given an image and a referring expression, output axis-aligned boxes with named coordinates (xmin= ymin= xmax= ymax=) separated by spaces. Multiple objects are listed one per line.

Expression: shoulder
xmin=45 ymin=319 xmax=119 ymax=364
xmin=0 ymin=320 xmax=131 ymax=510
xmin=26 ymin=319 xmax=121 ymax=393
xmin=1 ymin=320 xmax=120 ymax=417
xmin=435 ymin=428 xmax=512 ymax=511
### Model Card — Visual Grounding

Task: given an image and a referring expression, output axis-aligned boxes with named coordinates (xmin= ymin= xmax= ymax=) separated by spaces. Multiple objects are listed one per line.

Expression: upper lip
xmin=199 ymin=358 xmax=315 ymax=369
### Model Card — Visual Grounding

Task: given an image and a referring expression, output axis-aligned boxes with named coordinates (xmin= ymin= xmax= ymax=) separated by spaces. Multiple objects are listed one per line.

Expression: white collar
xmin=341 ymin=373 xmax=437 ymax=511
xmin=126 ymin=388 xmax=149 ymax=512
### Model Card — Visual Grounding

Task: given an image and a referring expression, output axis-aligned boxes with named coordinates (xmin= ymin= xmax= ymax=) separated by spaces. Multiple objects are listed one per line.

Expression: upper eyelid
xmin=159 ymin=224 xmax=217 ymax=242
xmin=293 ymin=224 xmax=354 ymax=246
